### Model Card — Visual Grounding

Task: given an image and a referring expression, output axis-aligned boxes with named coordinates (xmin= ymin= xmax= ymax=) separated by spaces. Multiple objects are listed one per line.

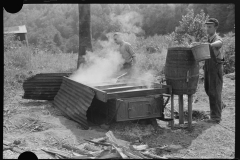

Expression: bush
xmin=5 ymin=46 xmax=32 ymax=70
xmin=135 ymin=50 xmax=167 ymax=77
xmin=221 ymin=32 xmax=235 ymax=74
xmin=174 ymin=9 xmax=209 ymax=45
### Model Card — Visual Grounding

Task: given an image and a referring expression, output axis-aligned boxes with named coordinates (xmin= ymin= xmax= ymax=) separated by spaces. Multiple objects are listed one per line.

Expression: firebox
xmin=106 ymin=95 xmax=164 ymax=122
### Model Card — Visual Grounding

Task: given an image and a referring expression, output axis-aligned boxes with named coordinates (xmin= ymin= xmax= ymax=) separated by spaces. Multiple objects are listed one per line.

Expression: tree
xmin=78 ymin=4 xmax=93 ymax=68
xmin=174 ymin=8 xmax=209 ymax=44
xmin=53 ymin=32 xmax=62 ymax=47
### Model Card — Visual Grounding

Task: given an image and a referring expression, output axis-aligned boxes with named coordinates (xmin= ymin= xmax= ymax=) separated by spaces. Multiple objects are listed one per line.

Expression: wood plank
xmin=103 ymin=86 xmax=144 ymax=92
xmin=41 ymin=148 xmax=72 ymax=158
xmin=107 ymin=88 xmax=169 ymax=100
xmin=94 ymin=83 xmax=130 ymax=90
xmin=61 ymin=144 xmax=90 ymax=155
xmin=178 ymin=95 xmax=184 ymax=124
xmin=188 ymin=94 xmax=193 ymax=128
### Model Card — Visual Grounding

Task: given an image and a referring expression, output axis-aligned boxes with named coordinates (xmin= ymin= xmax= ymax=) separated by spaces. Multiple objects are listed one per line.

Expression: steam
xmin=69 ymin=37 xmax=125 ymax=85
xmin=70 ymin=10 xmax=161 ymax=88
xmin=128 ymin=67 xmax=157 ymax=88
xmin=110 ymin=11 xmax=144 ymax=35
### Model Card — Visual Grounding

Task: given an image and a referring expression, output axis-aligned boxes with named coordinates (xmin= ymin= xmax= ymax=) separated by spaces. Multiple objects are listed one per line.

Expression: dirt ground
xmin=3 ymin=74 xmax=235 ymax=159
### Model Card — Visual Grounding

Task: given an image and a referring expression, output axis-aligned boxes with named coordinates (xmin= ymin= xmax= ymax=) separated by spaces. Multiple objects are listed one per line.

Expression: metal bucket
xmin=191 ymin=43 xmax=211 ymax=62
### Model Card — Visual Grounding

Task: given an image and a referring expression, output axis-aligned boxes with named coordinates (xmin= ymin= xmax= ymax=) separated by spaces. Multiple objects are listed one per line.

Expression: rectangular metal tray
xmin=63 ymin=77 xmax=172 ymax=102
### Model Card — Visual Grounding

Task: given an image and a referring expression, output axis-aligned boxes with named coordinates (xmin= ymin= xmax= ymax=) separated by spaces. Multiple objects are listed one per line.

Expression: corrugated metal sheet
xmin=22 ymin=73 xmax=71 ymax=100
xmin=54 ymin=77 xmax=95 ymax=130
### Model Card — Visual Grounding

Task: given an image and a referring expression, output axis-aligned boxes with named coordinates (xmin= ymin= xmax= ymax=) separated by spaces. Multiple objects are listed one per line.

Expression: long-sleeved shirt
xmin=208 ymin=33 xmax=224 ymax=59
xmin=119 ymin=41 xmax=135 ymax=63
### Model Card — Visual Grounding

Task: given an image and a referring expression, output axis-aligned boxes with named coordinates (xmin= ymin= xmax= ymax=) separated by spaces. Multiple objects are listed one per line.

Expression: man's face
xmin=206 ymin=24 xmax=217 ymax=35
xmin=114 ymin=35 xmax=121 ymax=44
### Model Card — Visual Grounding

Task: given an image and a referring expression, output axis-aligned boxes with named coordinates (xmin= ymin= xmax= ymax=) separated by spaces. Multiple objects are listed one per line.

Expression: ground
xmin=3 ymin=75 xmax=235 ymax=159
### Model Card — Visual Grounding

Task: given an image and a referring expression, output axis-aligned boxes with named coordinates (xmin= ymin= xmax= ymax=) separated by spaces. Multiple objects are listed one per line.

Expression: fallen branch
xmin=84 ymin=139 xmax=112 ymax=146
xmin=91 ymin=137 xmax=107 ymax=143
xmin=70 ymin=155 xmax=92 ymax=159
xmin=3 ymin=145 xmax=11 ymax=151
xmin=3 ymin=144 xmax=24 ymax=154
xmin=129 ymin=145 xmax=149 ymax=159
xmin=97 ymin=151 xmax=121 ymax=159
xmin=111 ymin=143 xmax=128 ymax=159
xmin=41 ymin=148 xmax=72 ymax=158
xmin=122 ymin=148 xmax=143 ymax=159
xmin=61 ymin=144 xmax=90 ymax=155
xmin=106 ymin=131 xmax=130 ymax=148
xmin=106 ymin=131 xmax=148 ymax=159
xmin=141 ymin=151 xmax=168 ymax=159
xmin=55 ymin=154 xmax=64 ymax=159
xmin=84 ymin=143 xmax=102 ymax=152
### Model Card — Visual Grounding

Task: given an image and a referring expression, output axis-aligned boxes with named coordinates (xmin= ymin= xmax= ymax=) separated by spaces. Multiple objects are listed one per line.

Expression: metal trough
xmin=54 ymin=77 xmax=172 ymax=129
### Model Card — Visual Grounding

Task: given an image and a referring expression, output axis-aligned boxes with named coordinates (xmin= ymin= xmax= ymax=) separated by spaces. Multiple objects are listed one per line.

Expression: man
xmin=113 ymin=33 xmax=136 ymax=73
xmin=203 ymin=18 xmax=226 ymax=123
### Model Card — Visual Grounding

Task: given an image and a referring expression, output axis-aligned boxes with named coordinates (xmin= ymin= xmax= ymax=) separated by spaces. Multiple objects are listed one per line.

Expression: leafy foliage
xmin=174 ymin=9 xmax=209 ymax=44
xmin=221 ymin=32 xmax=235 ymax=74
xmin=3 ymin=4 xmax=234 ymax=53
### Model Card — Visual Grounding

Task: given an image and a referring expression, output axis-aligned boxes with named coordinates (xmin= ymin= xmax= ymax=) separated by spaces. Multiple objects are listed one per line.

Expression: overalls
xmin=204 ymin=36 xmax=224 ymax=121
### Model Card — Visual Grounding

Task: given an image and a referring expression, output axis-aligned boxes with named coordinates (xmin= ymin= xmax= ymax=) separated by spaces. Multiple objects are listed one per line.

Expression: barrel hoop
xmin=165 ymin=74 xmax=199 ymax=80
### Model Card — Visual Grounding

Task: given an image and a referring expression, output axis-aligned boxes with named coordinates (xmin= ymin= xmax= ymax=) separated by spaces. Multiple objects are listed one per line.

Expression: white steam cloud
xmin=69 ymin=10 xmax=161 ymax=88
xmin=110 ymin=11 xmax=144 ymax=35
xmin=69 ymin=38 xmax=125 ymax=85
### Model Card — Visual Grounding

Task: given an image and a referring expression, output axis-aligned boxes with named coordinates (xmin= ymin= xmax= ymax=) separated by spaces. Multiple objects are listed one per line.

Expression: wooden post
xmin=78 ymin=4 xmax=92 ymax=69
xmin=25 ymin=33 xmax=29 ymax=47
xmin=171 ymin=94 xmax=174 ymax=129
xmin=178 ymin=95 xmax=184 ymax=124
xmin=188 ymin=94 xmax=193 ymax=128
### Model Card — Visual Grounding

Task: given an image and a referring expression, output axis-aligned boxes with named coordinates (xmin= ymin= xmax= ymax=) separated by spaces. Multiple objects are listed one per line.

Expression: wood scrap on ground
xmin=8 ymin=130 xmax=183 ymax=159
xmin=3 ymin=140 xmax=25 ymax=154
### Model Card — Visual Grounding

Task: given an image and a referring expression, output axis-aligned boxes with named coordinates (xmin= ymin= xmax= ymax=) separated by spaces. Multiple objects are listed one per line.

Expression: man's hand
xmin=190 ymin=42 xmax=201 ymax=47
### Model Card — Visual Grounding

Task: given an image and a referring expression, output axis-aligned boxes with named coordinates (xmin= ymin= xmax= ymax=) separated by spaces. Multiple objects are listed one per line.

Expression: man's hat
xmin=205 ymin=18 xmax=219 ymax=26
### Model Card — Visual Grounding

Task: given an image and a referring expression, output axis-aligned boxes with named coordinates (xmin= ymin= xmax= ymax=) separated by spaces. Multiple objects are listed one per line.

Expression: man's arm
xmin=210 ymin=40 xmax=223 ymax=48
xmin=127 ymin=44 xmax=136 ymax=64
xmin=127 ymin=44 xmax=136 ymax=57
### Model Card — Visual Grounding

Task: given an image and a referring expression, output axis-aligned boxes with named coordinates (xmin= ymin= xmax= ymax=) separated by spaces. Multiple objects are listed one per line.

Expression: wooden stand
xmin=170 ymin=94 xmax=174 ymax=129
xmin=178 ymin=95 xmax=184 ymax=124
xmin=188 ymin=94 xmax=193 ymax=128
xmin=170 ymin=94 xmax=193 ymax=128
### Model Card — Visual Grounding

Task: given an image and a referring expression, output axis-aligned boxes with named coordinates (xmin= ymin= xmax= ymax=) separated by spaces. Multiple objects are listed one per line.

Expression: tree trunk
xmin=78 ymin=4 xmax=93 ymax=69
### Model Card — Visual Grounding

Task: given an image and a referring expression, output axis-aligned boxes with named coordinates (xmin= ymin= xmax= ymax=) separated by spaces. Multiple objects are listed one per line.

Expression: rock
xmin=13 ymin=140 xmax=21 ymax=145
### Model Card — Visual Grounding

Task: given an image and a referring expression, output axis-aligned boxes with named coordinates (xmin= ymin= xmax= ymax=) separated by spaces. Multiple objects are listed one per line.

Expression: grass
xmin=4 ymin=32 xmax=235 ymax=112
xmin=3 ymin=33 xmax=235 ymax=159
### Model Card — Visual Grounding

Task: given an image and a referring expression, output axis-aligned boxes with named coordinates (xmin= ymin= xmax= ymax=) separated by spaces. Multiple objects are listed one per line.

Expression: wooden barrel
xmin=164 ymin=47 xmax=199 ymax=95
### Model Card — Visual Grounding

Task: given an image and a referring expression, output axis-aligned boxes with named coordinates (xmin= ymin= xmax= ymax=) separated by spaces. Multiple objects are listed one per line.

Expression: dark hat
xmin=205 ymin=18 xmax=219 ymax=26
